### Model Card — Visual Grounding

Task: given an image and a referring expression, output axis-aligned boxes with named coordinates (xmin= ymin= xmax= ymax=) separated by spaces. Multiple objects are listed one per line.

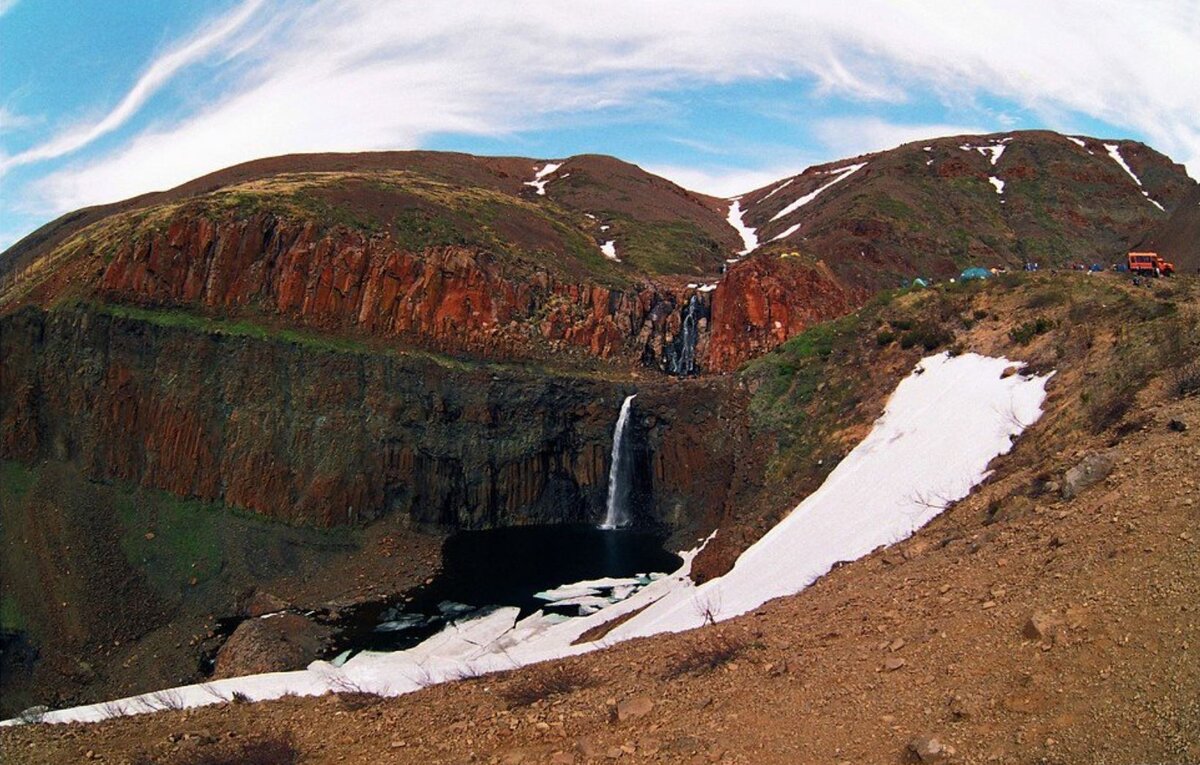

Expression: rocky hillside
xmin=1140 ymin=184 xmax=1200 ymax=273
xmin=734 ymin=130 xmax=1195 ymax=287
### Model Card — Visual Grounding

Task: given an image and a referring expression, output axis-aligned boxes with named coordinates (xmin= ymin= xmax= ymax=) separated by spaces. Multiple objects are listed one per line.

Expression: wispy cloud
xmin=645 ymin=163 xmax=811 ymax=199
xmin=0 ymin=0 xmax=18 ymax=18
xmin=16 ymin=0 xmax=1200 ymax=213
xmin=0 ymin=0 xmax=264 ymax=175
xmin=0 ymin=106 xmax=36 ymax=133
xmin=812 ymin=117 xmax=989 ymax=159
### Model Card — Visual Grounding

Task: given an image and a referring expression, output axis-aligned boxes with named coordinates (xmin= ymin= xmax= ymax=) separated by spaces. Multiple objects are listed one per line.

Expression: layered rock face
xmin=707 ymin=256 xmax=867 ymax=373
xmin=76 ymin=211 xmax=855 ymax=374
xmin=0 ymin=306 xmax=735 ymax=530
xmin=88 ymin=213 xmax=743 ymax=371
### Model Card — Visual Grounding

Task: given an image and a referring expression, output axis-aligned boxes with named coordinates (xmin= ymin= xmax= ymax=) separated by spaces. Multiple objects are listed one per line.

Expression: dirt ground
xmin=3 ymin=334 xmax=1196 ymax=763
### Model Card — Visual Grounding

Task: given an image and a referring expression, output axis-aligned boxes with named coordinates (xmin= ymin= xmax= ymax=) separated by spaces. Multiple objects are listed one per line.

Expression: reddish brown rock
xmin=706 ymin=255 xmax=866 ymax=372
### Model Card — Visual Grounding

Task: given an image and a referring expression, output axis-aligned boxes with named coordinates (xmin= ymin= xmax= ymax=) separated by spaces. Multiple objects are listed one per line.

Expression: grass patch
xmin=1 ymin=460 xmax=35 ymax=507
xmin=899 ymin=322 xmax=953 ymax=351
xmin=1008 ymin=317 xmax=1054 ymax=345
xmin=607 ymin=218 xmax=723 ymax=276
xmin=115 ymin=489 xmax=224 ymax=591
xmin=741 ymin=312 xmax=867 ymax=484
xmin=94 ymin=302 xmax=371 ymax=356
xmin=0 ymin=594 xmax=24 ymax=632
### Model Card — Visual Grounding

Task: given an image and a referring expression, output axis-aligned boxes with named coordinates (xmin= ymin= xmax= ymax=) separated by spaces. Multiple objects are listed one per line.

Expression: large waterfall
xmin=600 ymin=394 xmax=637 ymax=529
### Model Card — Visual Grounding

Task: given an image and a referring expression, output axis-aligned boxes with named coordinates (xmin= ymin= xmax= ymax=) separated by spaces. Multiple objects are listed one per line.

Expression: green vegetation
xmin=741 ymin=312 xmax=866 ymax=483
xmin=114 ymin=488 xmax=225 ymax=591
xmin=604 ymin=217 xmax=722 ymax=276
xmin=95 ymin=301 xmax=371 ymax=355
xmin=899 ymin=322 xmax=953 ymax=351
xmin=63 ymin=300 xmax=625 ymax=385
xmin=1008 ymin=317 xmax=1054 ymax=344
xmin=0 ymin=594 xmax=23 ymax=631
xmin=0 ymin=459 xmax=35 ymax=508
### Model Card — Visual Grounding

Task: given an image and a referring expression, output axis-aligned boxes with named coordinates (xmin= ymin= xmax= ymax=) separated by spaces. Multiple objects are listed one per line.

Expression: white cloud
xmin=0 ymin=0 xmax=264 ymax=175
xmin=812 ymin=117 xmax=989 ymax=159
xmin=645 ymin=163 xmax=809 ymax=199
xmin=19 ymin=0 xmax=1200 ymax=215
xmin=0 ymin=0 xmax=17 ymax=17
xmin=0 ymin=106 xmax=36 ymax=133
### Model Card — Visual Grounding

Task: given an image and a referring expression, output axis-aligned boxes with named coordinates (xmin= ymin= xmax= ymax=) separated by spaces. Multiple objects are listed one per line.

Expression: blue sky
xmin=2 ymin=0 xmax=1198 ymax=251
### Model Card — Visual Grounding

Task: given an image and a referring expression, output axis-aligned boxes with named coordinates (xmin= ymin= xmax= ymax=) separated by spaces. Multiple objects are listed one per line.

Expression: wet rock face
xmin=0 ymin=306 xmax=736 ymax=531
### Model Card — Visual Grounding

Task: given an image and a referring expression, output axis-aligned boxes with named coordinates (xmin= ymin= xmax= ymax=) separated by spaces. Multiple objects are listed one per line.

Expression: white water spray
xmin=600 ymin=394 xmax=636 ymax=529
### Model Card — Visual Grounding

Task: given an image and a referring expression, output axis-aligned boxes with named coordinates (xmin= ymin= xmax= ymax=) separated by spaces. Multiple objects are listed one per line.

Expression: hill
xmin=732 ymin=130 xmax=1195 ymax=287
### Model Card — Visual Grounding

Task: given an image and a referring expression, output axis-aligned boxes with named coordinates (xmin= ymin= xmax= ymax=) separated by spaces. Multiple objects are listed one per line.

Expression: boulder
xmin=212 ymin=613 xmax=332 ymax=679
xmin=908 ymin=735 xmax=955 ymax=763
xmin=1021 ymin=611 xmax=1062 ymax=642
xmin=616 ymin=696 xmax=655 ymax=721
xmin=1061 ymin=452 xmax=1114 ymax=499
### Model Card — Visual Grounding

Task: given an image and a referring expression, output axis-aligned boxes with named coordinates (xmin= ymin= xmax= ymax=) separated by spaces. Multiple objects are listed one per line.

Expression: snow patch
xmin=989 ymin=176 xmax=1005 ymax=195
xmin=523 ymin=161 xmax=563 ymax=196
xmin=771 ymin=222 xmax=802 ymax=241
xmin=1066 ymin=136 xmax=1087 ymax=149
xmin=759 ymin=178 xmax=793 ymax=202
xmin=607 ymin=352 xmax=1052 ymax=638
xmin=978 ymin=144 xmax=1005 ymax=166
xmin=961 ymin=143 xmax=1005 ymax=166
xmin=600 ymin=240 xmax=619 ymax=260
xmin=1104 ymin=143 xmax=1166 ymax=210
xmin=725 ymin=199 xmax=759 ymax=255
xmin=770 ymin=163 xmax=865 ymax=222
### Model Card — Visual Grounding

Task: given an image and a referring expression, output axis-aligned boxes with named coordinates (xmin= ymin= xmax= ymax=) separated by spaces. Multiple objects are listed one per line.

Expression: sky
xmin=1 ymin=0 xmax=1198 ymax=251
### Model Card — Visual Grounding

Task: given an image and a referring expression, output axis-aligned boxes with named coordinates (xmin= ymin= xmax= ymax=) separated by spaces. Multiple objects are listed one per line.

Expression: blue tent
xmin=960 ymin=267 xmax=991 ymax=282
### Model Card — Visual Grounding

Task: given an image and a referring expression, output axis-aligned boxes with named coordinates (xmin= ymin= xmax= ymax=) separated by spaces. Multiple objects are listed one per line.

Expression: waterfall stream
xmin=600 ymin=394 xmax=636 ymax=529
xmin=665 ymin=295 xmax=699 ymax=377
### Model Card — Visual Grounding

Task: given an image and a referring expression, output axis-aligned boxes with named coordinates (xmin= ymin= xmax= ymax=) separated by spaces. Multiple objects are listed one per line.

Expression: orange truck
xmin=1127 ymin=251 xmax=1175 ymax=277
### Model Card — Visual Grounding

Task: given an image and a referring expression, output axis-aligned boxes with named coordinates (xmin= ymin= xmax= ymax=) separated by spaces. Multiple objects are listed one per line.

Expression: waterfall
xmin=678 ymin=294 xmax=698 ymax=377
xmin=600 ymin=394 xmax=637 ymax=529
xmin=666 ymin=295 xmax=700 ymax=377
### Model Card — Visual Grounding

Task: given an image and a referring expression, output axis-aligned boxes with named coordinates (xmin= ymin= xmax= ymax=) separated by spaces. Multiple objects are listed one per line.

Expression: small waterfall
xmin=666 ymin=295 xmax=700 ymax=377
xmin=600 ymin=394 xmax=636 ymax=529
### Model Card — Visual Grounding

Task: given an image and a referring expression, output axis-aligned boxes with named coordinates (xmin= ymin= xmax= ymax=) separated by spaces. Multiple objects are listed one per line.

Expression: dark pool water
xmin=332 ymin=524 xmax=680 ymax=655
